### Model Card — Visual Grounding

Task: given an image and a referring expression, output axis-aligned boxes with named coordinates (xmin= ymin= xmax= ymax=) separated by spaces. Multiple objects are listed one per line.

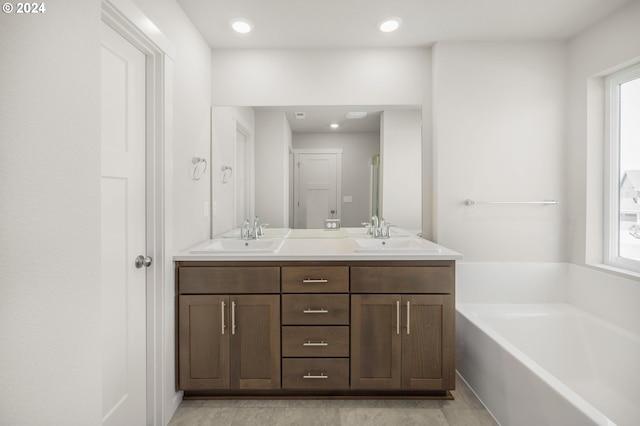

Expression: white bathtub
xmin=457 ymin=303 xmax=640 ymax=426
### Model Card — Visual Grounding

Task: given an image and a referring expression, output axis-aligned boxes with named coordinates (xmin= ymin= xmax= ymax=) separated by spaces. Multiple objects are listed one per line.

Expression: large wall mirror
xmin=211 ymin=105 xmax=422 ymax=236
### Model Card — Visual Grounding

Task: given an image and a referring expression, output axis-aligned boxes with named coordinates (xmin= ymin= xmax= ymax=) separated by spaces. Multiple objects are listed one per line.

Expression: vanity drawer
xmin=178 ymin=267 xmax=280 ymax=294
xmin=282 ymin=358 xmax=349 ymax=390
xmin=282 ymin=266 xmax=349 ymax=293
xmin=282 ymin=294 xmax=349 ymax=325
xmin=350 ymin=265 xmax=454 ymax=294
xmin=282 ymin=326 xmax=349 ymax=357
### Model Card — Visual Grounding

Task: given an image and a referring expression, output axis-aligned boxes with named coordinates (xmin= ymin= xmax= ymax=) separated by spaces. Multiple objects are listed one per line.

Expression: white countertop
xmin=174 ymin=228 xmax=463 ymax=262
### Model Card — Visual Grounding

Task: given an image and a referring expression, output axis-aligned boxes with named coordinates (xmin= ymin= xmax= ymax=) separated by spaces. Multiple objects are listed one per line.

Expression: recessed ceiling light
xmin=346 ymin=112 xmax=368 ymax=119
xmin=378 ymin=17 xmax=402 ymax=33
xmin=330 ymin=123 xmax=339 ymax=129
xmin=230 ymin=18 xmax=253 ymax=34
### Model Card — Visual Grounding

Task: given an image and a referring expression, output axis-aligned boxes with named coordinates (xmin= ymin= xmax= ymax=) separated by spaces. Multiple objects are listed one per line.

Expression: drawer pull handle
xmin=303 ymin=341 xmax=328 ymax=347
xmin=302 ymin=279 xmax=328 ymax=283
xmin=303 ymin=373 xmax=328 ymax=379
xmin=303 ymin=308 xmax=329 ymax=314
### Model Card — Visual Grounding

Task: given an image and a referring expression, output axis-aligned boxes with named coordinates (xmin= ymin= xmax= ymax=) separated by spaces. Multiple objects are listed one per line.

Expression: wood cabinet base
xmin=176 ymin=260 xmax=455 ymax=399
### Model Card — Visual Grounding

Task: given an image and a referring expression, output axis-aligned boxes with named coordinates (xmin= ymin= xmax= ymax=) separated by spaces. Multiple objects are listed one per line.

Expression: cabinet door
xmin=351 ymin=295 xmax=401 ymax=389
xmin=401 ymin=294 xmax=454 ymax=390
xmin=178 ymin=295 xmax=229 ymax=390
xmin=230 ymin=295 xmax=281 ymax=389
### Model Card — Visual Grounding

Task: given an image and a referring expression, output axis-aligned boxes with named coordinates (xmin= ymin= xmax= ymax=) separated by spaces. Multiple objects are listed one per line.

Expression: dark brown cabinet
xmin=179 ymin=294 xmax=280 ymax=390
xmin=178 ymin=295 xmax=229 ymax=390
xmin=175 ymin=260 xmax=455 ymax=397
xmin=350 ymin=265 xmax=455 ymax=391
xmin=281 ymin=266 xmax=350 ymax=391
xmin=177 ymin=266 xmax=281 ymax=391
xmin=351 ymin=294 xmax=453 ymax=390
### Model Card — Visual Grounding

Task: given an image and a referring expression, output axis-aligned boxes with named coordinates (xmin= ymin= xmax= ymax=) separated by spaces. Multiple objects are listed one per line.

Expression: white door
xmin=100 ymin=22 xmax=147 ymax=426
xmin=294 ymin=152 xmax=340 ymax=228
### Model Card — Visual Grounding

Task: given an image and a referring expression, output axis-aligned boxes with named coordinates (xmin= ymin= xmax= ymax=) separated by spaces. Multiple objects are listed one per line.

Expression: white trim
xmin=604 ymin=62 xmax=640 ymax=274
xmin=102 ymin=0 xmax=175 ymax=59
xmin=101 ymin=1 xmax=176 ymax=425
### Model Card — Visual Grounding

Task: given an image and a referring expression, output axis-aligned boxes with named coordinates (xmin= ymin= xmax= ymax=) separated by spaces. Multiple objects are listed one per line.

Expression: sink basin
xmin=189 ymin=238 xmax=284 ymax=253
xmin=349 ymin=238 xmax=442 ymax=253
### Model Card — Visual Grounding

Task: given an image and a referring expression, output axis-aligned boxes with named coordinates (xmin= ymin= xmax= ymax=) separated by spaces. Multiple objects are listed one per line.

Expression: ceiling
xmin=183 ymin=0 xmax=631 ymax=133
xmin=254 ymin=105 xmax=420 ymax=133
xmin=177 ymin=0 xmax=631 ymax=49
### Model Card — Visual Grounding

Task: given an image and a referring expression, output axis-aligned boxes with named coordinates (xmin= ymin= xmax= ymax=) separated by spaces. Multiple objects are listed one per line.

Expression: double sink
xmin=189 ymin=227 xmax=442 ymax=254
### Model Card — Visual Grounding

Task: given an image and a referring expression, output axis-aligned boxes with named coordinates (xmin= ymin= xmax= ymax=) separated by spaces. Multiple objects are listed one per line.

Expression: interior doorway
xmin=293 ymin=149 xmax=342 ymax=228
xmin=101 ymin=0 xmax=175 ymax=424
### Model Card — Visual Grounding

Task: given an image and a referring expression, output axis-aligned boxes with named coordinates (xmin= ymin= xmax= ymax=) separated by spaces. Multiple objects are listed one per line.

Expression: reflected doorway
xmin=293 ymin=149 xmax=342 ymax=228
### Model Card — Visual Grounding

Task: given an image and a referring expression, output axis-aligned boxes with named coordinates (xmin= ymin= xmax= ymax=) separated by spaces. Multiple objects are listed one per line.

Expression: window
xmin=605 ymin=63 xmax=640 ymax=271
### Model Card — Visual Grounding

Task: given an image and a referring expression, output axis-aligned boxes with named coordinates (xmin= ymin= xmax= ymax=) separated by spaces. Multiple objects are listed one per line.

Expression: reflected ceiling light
xmin=346 ymin=111 xmax=368 ymax=119
xmin=330 ymin=123 xmax=340 ymax=129
xmin=378 ymin=17 xmax=402 ymax=33
xmin=230 ymin=18 xmax=253 ymax=34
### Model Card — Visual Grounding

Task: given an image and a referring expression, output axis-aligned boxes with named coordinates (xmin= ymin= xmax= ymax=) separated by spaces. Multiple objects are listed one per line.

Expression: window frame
xmin=604 ymin=63 xmax=640 ymax=273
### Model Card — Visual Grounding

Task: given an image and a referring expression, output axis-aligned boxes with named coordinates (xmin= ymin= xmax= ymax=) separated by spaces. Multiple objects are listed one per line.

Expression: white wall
xmin=0 ymin=0 xmax=212 ymax=423
xmin=0 ymin=1 xmax=102 ymax=424
xmin=381 ymin=110 xmax=423 ymax=231
xmin=133 ymin=0 xmax=212 ymax=253
xmin=211 ymin=48 xmax=427 ymax=106
xmin=566 ymin=1 xmax=640 ymax=266
xmin=433 ymin=42 xmax=567 ymax=261
xmin=254 ymin=110 xmax=291 ymax=227
xmin=293 ymin=132 xmax=380 ymax=227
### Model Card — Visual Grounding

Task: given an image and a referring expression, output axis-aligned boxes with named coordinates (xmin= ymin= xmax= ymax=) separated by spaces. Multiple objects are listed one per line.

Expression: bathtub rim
xmin=457 ymin=302 xmax=618 ymax=426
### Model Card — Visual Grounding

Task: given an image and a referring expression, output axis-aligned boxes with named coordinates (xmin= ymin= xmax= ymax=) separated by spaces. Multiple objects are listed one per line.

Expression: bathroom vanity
xmin=174 ymin=229 xmax=461 ymax=398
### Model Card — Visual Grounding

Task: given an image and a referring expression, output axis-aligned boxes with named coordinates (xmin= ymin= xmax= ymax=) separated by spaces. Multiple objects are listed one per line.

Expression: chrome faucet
xmin=361 ymin=215 xmax=379 ymax=236
xmin=361 ymin=215 xmax=391 ymax=238
xmin=240 ymin=216 xmax=264 ymax=240
xmin=374 ymin=218 xmax=392 ymax=239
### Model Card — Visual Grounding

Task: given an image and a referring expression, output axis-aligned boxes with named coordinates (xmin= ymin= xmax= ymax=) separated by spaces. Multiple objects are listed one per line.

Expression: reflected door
xmin=294 ymin=151 xmax=341 ymax=228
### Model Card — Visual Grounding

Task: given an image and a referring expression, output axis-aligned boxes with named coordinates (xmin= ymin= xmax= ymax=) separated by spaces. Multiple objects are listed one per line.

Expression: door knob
xmin=135 ymin=255 xmax=152 ymax=269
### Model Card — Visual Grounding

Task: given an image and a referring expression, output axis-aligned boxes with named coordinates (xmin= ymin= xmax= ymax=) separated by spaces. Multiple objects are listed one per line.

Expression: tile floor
xmin=168 ymin=374 xmax=498 ymax=426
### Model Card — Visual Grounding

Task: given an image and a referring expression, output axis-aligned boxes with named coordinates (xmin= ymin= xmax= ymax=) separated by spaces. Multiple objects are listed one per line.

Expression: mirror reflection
xmin=210 ymin=105 xmax=422 ymax=236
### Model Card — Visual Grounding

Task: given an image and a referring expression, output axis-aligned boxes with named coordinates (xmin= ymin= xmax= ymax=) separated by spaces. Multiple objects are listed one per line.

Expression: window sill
xmin=589 ymin=263 xmax=640 ymax=281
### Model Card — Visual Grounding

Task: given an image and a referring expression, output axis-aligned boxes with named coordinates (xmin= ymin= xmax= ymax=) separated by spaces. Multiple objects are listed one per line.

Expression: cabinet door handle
xmin=221 ymin=301 xmax=226 ymax=335
xmin=396 ymin=301 xmax=400 ymax=335
xmin=303 ymin=341 xmax=328 ymax=347
xmin=303 ymin=308 xmax=329 ymax=314
xmin=231 ymin=301 xmax=237 ymax=335
xmin=303 ymin=373 xmax=328 ymax=379
xmin=406 ymin=300 xmax=411 ymax=335
xmin=302 ymin=279 xmax=328 ymax=283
